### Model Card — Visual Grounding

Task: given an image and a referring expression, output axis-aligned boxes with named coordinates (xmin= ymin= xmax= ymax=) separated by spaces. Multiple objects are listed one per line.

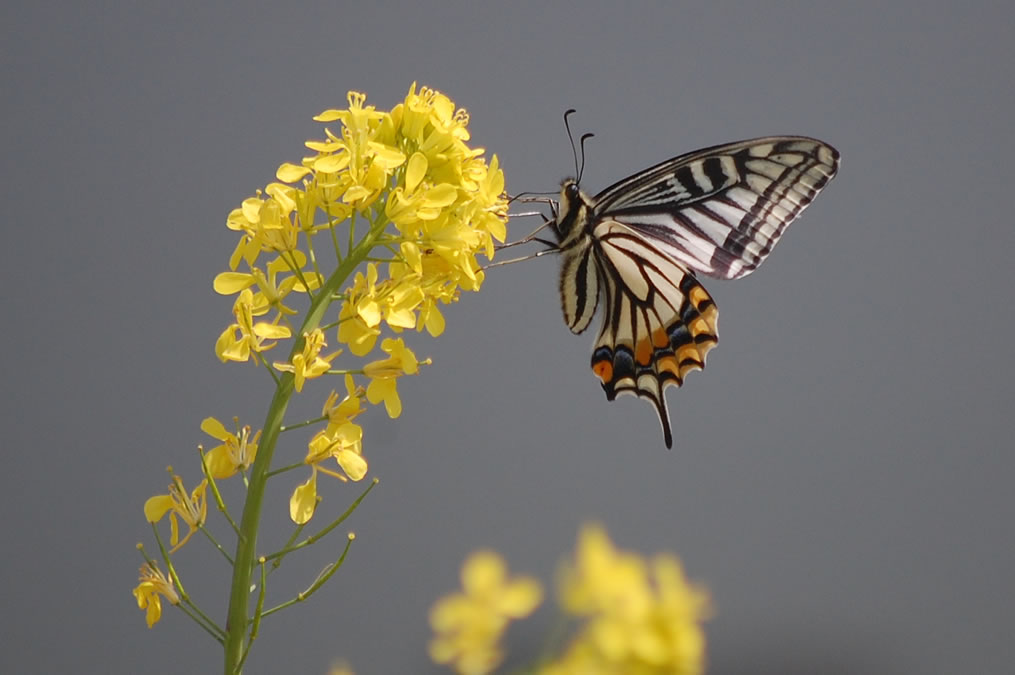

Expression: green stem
xmin=222 ymin=217 xmax=388 ymax=675
xmin=279 ymin=415 xmax=328 ymax=432
xmin=264 ymin=461 xmax=306 ymax=478
xmin=260 ymin=533 xmax=355 ymax=618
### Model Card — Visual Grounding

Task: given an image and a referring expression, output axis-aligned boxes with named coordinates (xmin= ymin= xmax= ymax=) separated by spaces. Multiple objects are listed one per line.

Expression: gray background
xmin=3 ymin=2 xmax=1013 ymax=673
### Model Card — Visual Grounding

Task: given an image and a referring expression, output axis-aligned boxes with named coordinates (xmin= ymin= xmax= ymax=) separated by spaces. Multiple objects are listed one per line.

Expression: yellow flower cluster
xmin=429 ymin=526 xmax=710 ymax=675
xmin=216 ymin=83 xmax=506 ymax=365
xmin=136 ymin=84 xmax=507 ymax=631
xmin=207 ymin=84 xmax=508 ymax=525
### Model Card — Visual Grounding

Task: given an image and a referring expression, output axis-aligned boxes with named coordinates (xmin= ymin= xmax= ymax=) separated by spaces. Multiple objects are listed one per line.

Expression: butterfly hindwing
xmin=589 ymin=221 xmax=718 ymax=448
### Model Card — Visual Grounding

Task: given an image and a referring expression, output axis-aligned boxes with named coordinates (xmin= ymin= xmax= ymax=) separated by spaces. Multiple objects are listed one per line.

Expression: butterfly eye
xmin=565 ymin=182 xmax=581 ymax=203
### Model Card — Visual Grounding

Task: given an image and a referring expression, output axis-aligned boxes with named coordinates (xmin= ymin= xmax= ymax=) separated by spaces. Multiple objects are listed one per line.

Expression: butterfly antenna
xmin=563 ymin=108 xmax=580 ymax=179
xmin=577 ymin=132 xmax=594 ymax=184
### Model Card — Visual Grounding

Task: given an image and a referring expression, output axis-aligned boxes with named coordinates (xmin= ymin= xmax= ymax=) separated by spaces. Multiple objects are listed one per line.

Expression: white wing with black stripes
xmin=552 ymin=136 xmax=839 ymax=448
xmin=593 ymin=136 xmax=839 ymax=280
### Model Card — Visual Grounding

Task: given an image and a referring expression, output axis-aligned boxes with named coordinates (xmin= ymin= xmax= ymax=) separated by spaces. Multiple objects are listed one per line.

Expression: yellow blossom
xmin=429 ymin=551 xmax=542 ymax=675
xmin=337 ymin=295 xmax=382 ymax=357
xmin=144 ymin=473 xmax=208 ymax=552
xmin=290 ymin=424 xmax=366 ymax=524
xmin=363 ymin=338 xmax=420 ymax=418
xmin=274 ymin=329 xmax=341 ymax=392
xmin=344 ymin=263 xmax=426 ymax=335
xmin=133 ymin=562 xmax=179 ymax=628
xmin=214 ymin=253 xmax=307 ymax=319
xmin=287 ymin=376 xmax=368 ymax=524
xmin=200 ymin=417 xmax=260 ymax=480
xmin=215 ymin=288 xmax=291 ymax=362
xmin=306 ymin=419 xmax=367 ymax=481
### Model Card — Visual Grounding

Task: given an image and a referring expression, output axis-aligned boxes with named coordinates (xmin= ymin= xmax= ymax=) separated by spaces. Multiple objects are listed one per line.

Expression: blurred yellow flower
xmin=133 ymin=562 xmax=179 ymax=628
xmin=326 ymin=663 xmax=356 ymax=675
xmin=429 ymin=551 xmax=543 ymax=675
xmin=544 ymin=525 xmax=711 ymax=675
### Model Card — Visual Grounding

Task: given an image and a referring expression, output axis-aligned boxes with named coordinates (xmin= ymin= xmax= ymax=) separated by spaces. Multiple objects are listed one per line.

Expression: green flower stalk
xmin=134 ymin=84 xmax=508 ymax=675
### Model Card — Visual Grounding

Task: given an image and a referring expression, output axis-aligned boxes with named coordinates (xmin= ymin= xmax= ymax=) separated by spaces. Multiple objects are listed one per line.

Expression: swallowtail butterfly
xmin=552 ymin=131 xmax=839 ymax=447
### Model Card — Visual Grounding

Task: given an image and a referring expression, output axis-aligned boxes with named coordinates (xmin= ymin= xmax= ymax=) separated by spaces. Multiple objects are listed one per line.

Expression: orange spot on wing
xmin=676 ymin=344 xmax=701 ymax=367
xmin=658 ymin=355 xmax=681 ymax=377
xmin=652 ymin=327 xmax=669 ymax=348
xmin=635 ymin=339 xmax=653 ymax=365
xmin=592 ymin=359 xmax=613 ymax=384
xmin=689 ymin=285 xmax=711 ymax=307
xmin=691 ymin=318 xmax=712 ymax=336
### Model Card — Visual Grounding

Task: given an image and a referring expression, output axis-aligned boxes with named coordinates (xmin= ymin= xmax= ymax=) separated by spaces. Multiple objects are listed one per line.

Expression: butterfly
xmin=550 ymin=130 xmax=840 ymax=447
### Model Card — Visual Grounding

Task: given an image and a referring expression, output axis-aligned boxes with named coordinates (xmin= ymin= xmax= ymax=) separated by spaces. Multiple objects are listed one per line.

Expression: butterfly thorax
xmin=552 ymin=180 xmax=596 ymax=251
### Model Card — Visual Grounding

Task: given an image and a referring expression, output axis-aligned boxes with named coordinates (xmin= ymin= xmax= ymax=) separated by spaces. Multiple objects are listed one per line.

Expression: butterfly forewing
xmin=554 ymin=135 xmax=839 ymax=447
xmin=595 ymin=137 xmax=839 ymax=280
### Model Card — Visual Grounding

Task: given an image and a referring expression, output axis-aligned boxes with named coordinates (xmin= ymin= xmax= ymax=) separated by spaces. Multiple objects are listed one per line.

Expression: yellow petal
xmin=313 ymin=109 xmax=344 ymax=122
xmin=356 ymin=299 xmax=382 ymax=327
xmin=252 ymin=322 xmax=292 ymax=339
xmin=462 ymin=551 xmax=506 ymax=593
xmin=276 ymin=162 xmax=312 ymax=183
xmin=314 ymin=153 xmax=350 ymax=173
xmin=337 ymin=449 xmax=368 ymax=481
xmin=289 ymin=473 xmax=318 ymax=524
xmin=200 ymin=417 xmax=231 ymax=441
xmin=386 ymin=308 xmax=417 ymax=329
xmin=423 ymin=183 xmax=458 ymax=208
xmin=203 ymin=446 xmax=237 ymax=480
xmin=423 ymin=303 xmax=445 ymax=337
xmin=369 ymin=142 xmax=407 ymax=169
xmin=498 ymin=579 xmax=543 ymax=617
xmin=143 ymin=495 xmax=174 ymax=523
xmin=213 ymin=272 xmax=255 ymax=295
xmin=406 ymin=152 xmax=428 ymax=193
